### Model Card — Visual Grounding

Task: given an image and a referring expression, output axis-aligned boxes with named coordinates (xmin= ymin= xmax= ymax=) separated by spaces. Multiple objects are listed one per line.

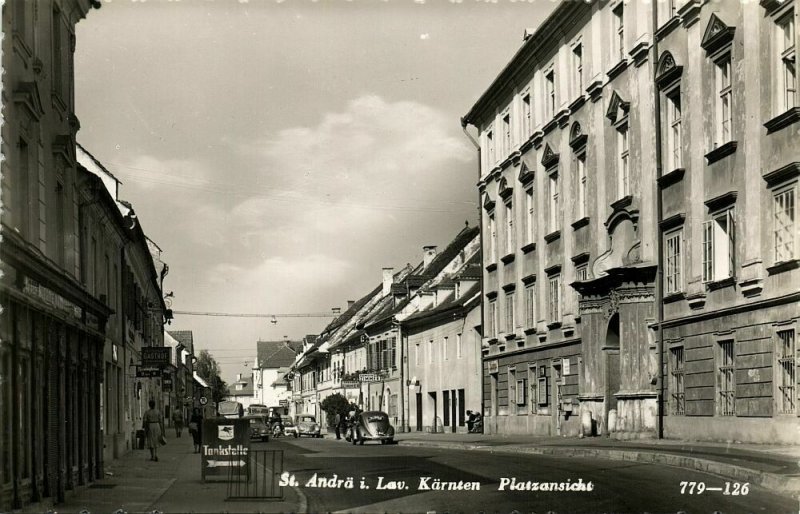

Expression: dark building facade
xmin=1 ymin=0 xmax=103 ymax=509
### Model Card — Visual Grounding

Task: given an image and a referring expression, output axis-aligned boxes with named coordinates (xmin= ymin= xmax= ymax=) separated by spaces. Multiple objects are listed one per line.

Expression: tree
xmin=320 ymin=393 xmax=351 ymax=427
xmin=195 ymin=350 xmax=228 ymax=403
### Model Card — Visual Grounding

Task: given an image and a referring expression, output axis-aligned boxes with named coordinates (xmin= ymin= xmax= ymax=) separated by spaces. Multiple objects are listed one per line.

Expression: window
xmin=715 ymin=54 xmax=733 ymax=146
xmin=415 ymin=343 xmax=420 ymax=366
xmin=428 ymin=339 xmax=433 ymax=364
xmin=537 ymin=366 xmax=549 ymax=406
xmin=776 ymin=10 xmax=797 ymax=113
xmin=523 ymin=187 xmax=535 ymax=245
xmin=572 ymin=42 xmax=583 ymax=98
xmin=545 ymin=68 xmax=556 ymax=119
xmin=443 ymin=336 xmax=448 ymax=361
xmin=665 ymin=229 xmax=683 ymax=294
xmin=488 ymin=298 xmax=498 ymax=339
xmin=14 ymin=139 xmax=30 ymax=237
xmin=502 ymin=112 xmax=512 ymax=157
xmin=548 ymin=274 xmax=561 ymax=323
xmin=613 ymin=3 xmax=625 ymax=62
xmin=576 ymin=155 xmax=587 ymax=219
xmin=508 ymin=368 xmax=517 ymax=411
xmin=522 ymin=92 xmax=532 ymax=139
xmin=505 ymin=290 xmax=515 ymax=333
xmin=528 ymin=366 xmax=538 ymax=413
xmin=516 ymin=378 xmax=527 ymax=406
xmin=486 ymin=128 xmax=495 ymax=169
xmin=52 ymin=7 xmax=66 ymax=99
xmin=666 ymin=92 xmax=682 ymax=170
xmin=717 ymin=339 xmax=735 ymax=416
xmin=776 ymin=328 xmax=796 ymax=414
xmin=505 ymin=201 xmax=515 ymax=254
xmin=456 ymin=333 xmax=462 ymax=359
xmin=389 ymin=337 xmax=397 ymax=368
xmin=525 ymin=283 xmax=536 ymax=329
xmin=773 ymin=184 xmax=797 ymax=263
xmin=670 ymin=346 xmax=685 ymax=415
xmin=488 ymin=212 xmax=497 ymax=263
xmin=617 ymin=124 xmax=630 ymax=198
xmin=659 ymin=0 xmax=677 ymax=24
xmin=702 ymin=208 xmax=736 ymax=283
xmin=549 ymin=174 xmax=559 ymax=233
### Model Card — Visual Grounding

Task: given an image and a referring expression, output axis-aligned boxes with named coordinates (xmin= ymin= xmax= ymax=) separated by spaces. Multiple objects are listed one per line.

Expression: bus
xmin=217 ymin=400 xmax=244 ymax=418
xmin=247 ymin=404 xmax=269 ymax=416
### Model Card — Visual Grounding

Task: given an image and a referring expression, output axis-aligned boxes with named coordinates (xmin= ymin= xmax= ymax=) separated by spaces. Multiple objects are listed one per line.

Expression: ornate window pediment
xmin=541 ymin=143 xmax=559 ymax=169
xmin=655 ymin=51 xmax=683 ymax=91
xmin=498 ymin=177 xmax=513 ymax=200
xmin=518 ymin=161 xmax=534 ymax=184
xmin=605 ymin=90 xmax=630 ymax=124
xmin=13 ymin=81 xmax=45 ymax=121
xmin=701 ymin=14 xmax=735 ymax=55
xmin=483 ymin=194 xmax=496 ymax=212
xmin=569 ymin=122 xmax=588 ymax=151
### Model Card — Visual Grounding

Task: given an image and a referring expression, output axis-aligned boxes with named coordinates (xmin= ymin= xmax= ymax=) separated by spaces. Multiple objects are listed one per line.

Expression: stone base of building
xmin=486 ymin=413 xmax=581 ymax=436
xmin=612 ymin=394 xmax=658 ymax=436
xmin=665 ymin=415 xmax=800 ymax=444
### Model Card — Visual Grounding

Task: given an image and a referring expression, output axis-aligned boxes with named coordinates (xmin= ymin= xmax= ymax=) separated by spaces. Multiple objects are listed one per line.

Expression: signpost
xmin=201 ymin=418 xmax=249 ymax=481
xmin=136 ymin=366 xmax=161 ymax=378
xmin=141 ymin=346 xmax=171 ymax=367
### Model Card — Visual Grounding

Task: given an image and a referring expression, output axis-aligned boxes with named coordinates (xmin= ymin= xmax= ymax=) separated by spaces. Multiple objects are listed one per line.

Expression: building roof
xmin=168 ymin=330 xmax=194 ymax=352
xmin=403 ymin=282 xmax=481 ymax=325
xmin=227 ymin=375 xmax=254 ymax=397
xmin=193 ymin=371 xmax=209 ymax=388
xmin=462 ymin=1 xmax=586 ymax=127
xmin=256 ymin=340 xmax=302 ymax=369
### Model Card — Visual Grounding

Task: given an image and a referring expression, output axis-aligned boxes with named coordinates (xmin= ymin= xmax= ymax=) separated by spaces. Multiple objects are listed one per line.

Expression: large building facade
xmin=463 ymin=0 xmax=798 ymax=443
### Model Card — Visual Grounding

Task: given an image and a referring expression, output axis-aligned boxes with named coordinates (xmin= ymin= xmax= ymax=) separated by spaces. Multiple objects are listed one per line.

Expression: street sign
xmin=136 ymin=366 xmax=161 ymax=378
xmin=278 ymin=399 xmax=288 ymax=407
xmin=141 ymin=346 xmax=171 ymax=367
xmin=199 ymin=396 xmax=208 ymax=405
xmin=201 ymin=417 xmax=249 ymax=481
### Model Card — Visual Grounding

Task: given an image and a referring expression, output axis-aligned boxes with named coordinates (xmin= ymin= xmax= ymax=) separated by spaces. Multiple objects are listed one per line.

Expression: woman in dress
xmin=142 ymin=400 xmax=164 ymax=461
xmin=189 ymin=408 xmax=203 ymax=453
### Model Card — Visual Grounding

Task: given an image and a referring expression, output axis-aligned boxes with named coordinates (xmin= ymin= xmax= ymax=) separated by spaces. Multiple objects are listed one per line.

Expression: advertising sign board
xmin=201 ymin=417 xmax=249 ymax=481
xmin=136 ymin=366 xmax=161 ymax=378
xmin=141 ymin=346 xmax=171 ymax=367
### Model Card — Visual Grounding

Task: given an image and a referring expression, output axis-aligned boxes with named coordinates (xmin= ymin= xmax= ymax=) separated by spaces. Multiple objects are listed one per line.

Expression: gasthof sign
xmin=141 ymin=346 xmax=171 ymax=367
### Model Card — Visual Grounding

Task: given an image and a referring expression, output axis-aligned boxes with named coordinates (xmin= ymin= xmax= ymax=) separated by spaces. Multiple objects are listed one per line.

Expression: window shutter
xmin=702 ymin=220 xmax=713 ymax=282
xmin=727 ymin=209 xmax=736 ymax=277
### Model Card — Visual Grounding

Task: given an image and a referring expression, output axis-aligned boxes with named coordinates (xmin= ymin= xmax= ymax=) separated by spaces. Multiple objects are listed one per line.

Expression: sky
xmin=74 ymin=0 xmax=556 ymax=384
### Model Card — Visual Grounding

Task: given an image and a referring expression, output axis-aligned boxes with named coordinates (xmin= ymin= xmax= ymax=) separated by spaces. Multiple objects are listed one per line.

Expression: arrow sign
xmin=206 ymin=460 xmax=246 ymax=468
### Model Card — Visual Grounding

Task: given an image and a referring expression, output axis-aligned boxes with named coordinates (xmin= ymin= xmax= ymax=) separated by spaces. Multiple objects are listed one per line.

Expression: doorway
xmin=415 ymin=392 xmax=422 ymax=431
xmin=428 ymin=392 xmax=437 ymax=432
xmin=552 ymin=362 xmax=563 ymax=435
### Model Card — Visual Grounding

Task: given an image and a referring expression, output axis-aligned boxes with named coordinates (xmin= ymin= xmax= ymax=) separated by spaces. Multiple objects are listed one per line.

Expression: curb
xmin=396 ymin=439 xmax=800 ymax=497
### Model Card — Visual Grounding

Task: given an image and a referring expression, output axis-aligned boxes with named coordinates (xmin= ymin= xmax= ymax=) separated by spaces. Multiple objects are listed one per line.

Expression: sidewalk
xmin=20 ymin=431 xmax=303 ymax=514
xmin=396 ymin=431 xmax=800 ymax=496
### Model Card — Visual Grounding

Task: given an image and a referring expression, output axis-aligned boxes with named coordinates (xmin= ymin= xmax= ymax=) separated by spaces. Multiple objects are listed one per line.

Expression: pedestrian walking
xmin=172 ymin=408 xmax=185 ymax=438
xmin=334 ymin=412 xmax=342 ymax=440
xmin=142 ymin=400 xmax=165 ymax=462
xmin=189 ymin=408 xmax=203 ymax=453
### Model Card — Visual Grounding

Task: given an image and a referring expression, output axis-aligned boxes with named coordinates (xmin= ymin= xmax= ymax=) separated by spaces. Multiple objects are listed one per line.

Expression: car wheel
xmin=294 ymin=433 xmax=298 ymax=438
xmin=380 ymin=440 xmax=386 ymax=445
xmin=387 ymin=438 xmax=393 ymax=444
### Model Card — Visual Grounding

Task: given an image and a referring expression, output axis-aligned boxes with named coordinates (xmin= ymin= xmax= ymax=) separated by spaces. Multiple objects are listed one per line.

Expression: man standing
xmin=172 ymin=408 xmax=185 ymax=438
xmin=334 ymin=412 xmax=342 ymax=440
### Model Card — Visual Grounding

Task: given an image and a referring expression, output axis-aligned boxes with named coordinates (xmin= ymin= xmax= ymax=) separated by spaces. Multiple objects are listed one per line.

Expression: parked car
xmin=245 ymin=415 xmax=270 ymax=442
xmin=349 ymin=411 xmax=394 ymax=445
xmin=294 ymin=414 xmax=322 ymax=438
xmin=281 ymin=415 xmax=297 ymax=437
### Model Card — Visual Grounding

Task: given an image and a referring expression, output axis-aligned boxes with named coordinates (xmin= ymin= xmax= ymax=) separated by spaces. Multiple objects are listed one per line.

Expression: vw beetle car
xmin=244 ymin=415 xmax=270 ymax=442
xmin=294 ymin=414 xmax=322 ymax=438
xmin=281 ymin=415 xmax=297 ymax=437
xmin=350 ymin=411 xmax=394 ymax=445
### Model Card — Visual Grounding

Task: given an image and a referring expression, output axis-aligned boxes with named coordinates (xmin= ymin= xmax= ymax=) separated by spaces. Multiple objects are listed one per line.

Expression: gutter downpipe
xmin=461 ymin=117 xmax=485 ymax=427
xmin=652 ymin=4 xmax=665 ymax=440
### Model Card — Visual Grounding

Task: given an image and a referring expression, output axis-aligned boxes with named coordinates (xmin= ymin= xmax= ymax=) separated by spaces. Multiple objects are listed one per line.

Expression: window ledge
xmin=503 ymin=332 xmax=517 ymax=341
xmin=542 ymin=118 xmax=558 ymax=135
xmin=657 ymin=168 xmax=685 ymax=188
xmin=568 ymin=95 xmax=586 ymax=114
xmin=610 ymin=195 xmax=633 ymax=212
xmin=487 ymin=337 xmax=499 ymax=345
xmin=705 ymin=276 xmax=736 ymax=291
xmin=607 ymin=59 xmax=629 ymax=81
xmin=766 ymin=259 xmax=800 ymax=275
xmin=546 ymin=321 xmax=562 ymax=330
xmin=523 ymin=327 xmax=537 ymax=335
xmin=521 ymin=242 xmax=537 ymax=254
xmin=686 ymin=292 xmax=707 ymax=310
xmin=501 ymin=253 xmax=516 ymax=265
xmin=485 ymin=262 xmax=498 ymax=273
xmin=571 ymin=217 xmax=590 ymax=230
xmin=705 ymin=140 xmax=738 ymax=165
xmin=663 ymin=291 xmax=686 ymax=304
xmin=544 ymin=230 xmax=561 ymax=244
xmin=586 ymin=77 xmax=604 ymax=102
xmin=764 ymin=107 xmax=800 ymax=134
xmin=655 ymin=16 xmax=681 ymax=41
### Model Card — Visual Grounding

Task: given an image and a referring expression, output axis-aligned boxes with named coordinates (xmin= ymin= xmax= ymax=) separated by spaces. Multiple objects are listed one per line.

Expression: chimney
xmin=332 ymin=307 xmax=342 ymax=315
xmin=237 ymin=373 xmax=242 ymax=381
xmin=347 ymin=300 xmax=355 ymax=309
xmin=382 ymin=267 xmax=394 ymax=296
xmin=523 ymin=28 xmax=536 ymax=41
xmin=423 ymin=246 xmax=438 ymax=268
